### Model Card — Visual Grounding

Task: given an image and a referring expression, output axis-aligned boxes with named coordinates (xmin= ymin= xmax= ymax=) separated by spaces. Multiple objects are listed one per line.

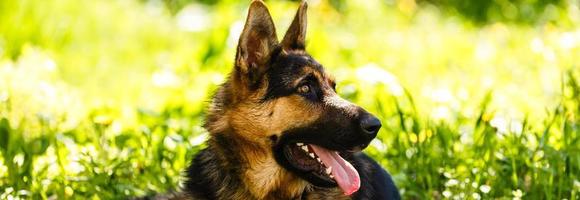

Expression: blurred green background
xmin=1 ymin=0 xmax=579 ymax=199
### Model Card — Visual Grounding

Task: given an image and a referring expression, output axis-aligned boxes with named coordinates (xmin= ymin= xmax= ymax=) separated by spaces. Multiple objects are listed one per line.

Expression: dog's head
xmin=207 ymin=0 xmax=381 ymax=195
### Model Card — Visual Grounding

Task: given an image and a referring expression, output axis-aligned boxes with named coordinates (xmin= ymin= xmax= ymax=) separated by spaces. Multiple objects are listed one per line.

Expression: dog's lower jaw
xmin=185 ymin=132 xmax=312 ymax=200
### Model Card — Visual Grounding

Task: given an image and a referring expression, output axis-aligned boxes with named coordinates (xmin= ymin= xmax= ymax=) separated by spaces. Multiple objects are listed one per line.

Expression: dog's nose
xmin=360 ymin=114 xmax=381 ymax=137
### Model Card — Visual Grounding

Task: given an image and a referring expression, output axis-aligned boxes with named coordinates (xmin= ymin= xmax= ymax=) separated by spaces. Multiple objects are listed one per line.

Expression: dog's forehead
xmin=277 ymin=52 xmax=326 ymax=80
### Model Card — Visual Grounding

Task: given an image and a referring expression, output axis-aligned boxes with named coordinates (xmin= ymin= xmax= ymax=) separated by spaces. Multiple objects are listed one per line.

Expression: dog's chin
xmin=274 ymin=142 xmax=341 ymax=188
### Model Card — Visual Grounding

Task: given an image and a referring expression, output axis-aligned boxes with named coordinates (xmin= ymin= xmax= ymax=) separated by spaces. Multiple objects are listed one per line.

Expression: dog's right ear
xmin=281 ymin=1 xmax=307 ymax=51
xmin=235 ymin=0 xmax=279 ymax=88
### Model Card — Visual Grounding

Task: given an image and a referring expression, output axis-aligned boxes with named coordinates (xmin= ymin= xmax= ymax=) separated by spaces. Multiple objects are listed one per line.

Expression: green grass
xmin=1 ymin=0 xmax=579 ymax=199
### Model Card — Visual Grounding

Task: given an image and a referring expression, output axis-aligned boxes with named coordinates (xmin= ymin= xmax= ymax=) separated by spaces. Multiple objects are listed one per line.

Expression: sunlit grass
xmin=0 ymin=0 xmax=579 ymax=199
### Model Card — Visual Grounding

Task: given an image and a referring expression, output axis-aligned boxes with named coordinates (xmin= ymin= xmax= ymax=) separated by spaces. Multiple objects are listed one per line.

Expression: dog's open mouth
xmin=282 ymin=143 xmax=361 ymax=195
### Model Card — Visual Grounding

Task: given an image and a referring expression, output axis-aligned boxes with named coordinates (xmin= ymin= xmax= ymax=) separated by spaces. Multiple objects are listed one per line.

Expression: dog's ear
xmin=281 ymin=1 xmax=307 ymax=51
xmin=235 ymin=0 xmax=279 ymax=87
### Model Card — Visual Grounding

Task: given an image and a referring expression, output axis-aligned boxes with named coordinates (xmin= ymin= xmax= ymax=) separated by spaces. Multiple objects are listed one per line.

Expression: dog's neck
xmin=207 ymin=131 xmax=308 ymax=199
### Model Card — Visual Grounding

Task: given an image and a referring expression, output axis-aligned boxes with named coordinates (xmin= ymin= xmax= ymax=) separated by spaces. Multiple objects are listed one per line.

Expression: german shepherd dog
xmin=182 ymin=1 xmax=400 ymax=199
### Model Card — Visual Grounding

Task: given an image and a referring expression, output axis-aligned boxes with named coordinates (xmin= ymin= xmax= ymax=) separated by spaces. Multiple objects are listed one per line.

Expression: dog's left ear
xmin=282 ymin=1 xmax=307 ymax=51
xmin=234 ymin=0 xmax=279 ymax=89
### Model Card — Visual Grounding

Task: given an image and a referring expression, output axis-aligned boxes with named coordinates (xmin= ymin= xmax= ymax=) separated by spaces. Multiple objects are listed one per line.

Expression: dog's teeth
xmin=309 ymin=153 xmax=315 ymax=158
xmin=316 ymin=158 xmax=322 ymax=163
xmin=329 ymin=174 xmax=334 ymax=178
xmin=301 ymin=146 xmax=309 ymax=152
xmin=325 ymin=167 xmax=332 ymax=175
xmin=297 ymin=143 xmax=304 ymax=146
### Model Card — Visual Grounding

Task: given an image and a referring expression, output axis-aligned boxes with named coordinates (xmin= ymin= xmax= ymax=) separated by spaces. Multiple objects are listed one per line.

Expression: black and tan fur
xmin=177 ymin=1 xmax=400 ymax=199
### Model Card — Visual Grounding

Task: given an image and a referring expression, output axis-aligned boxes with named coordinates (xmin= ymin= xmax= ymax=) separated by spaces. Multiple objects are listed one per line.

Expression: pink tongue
xmin=310 ymin=145 xmax=360 ymax=195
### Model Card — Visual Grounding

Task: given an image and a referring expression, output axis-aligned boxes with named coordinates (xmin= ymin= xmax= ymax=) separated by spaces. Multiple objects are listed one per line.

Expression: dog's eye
xmin=297 ymin=84 xmax=310 ymax=94
xmin=297 ymin=83 xmax=319 ymax=101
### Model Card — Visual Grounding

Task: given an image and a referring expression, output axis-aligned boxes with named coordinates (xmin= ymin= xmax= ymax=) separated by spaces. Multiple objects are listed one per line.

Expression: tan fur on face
xmin=215 ymin=77 xmax=325 ymax=199
xmin=228 ymin=64 xmax=326 ymax=141
xmin=268 ymin=96 xmax=322 ymax=134
xmin=203 ymin=61 xmax=361 ymax=199
xmin=228 ymin=92 xmax=321 ymax=139
xmin=221 ymin=64 xmax=350 ymax=198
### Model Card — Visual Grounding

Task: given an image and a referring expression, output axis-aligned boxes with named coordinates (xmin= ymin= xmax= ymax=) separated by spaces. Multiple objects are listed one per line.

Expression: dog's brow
xmin=292 ymin=70 xmax=314 ymax=86
xmin=293 ymin=66 xmax=321 ymax=85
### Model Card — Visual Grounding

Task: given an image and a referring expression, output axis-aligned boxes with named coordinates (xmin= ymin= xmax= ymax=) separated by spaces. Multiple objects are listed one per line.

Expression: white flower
xmin=443 ymin=172 xmax=453 ymax=178
xmin=12 ymin=154 xmax=24 ymax=167
xmin=445 ymin=179 xmax=459 ymax=187
xmin=66 ymin=161 xmax=85 ymax=174
xmin=490 ymin=116 xmax=508 ymax=134
xmin=442 ymin=190 xmax=452 ymax=198
xmin=512 ymin=189 xmax=523 ymax=200
xmin=479 ymin=185 xmax=491 ymax=194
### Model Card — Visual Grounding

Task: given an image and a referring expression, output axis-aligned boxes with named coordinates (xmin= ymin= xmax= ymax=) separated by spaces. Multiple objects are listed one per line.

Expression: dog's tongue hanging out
xmin=310 ymin=145 xmax=360 ymax=195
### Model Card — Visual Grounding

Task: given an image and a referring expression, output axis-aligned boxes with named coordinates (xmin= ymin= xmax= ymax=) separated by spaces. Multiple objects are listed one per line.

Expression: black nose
xmin=360 ymin=115 xmax=381 ymax=137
